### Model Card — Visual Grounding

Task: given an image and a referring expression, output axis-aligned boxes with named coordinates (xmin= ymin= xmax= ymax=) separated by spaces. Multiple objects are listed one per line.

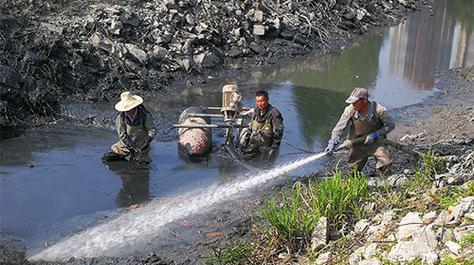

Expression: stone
xmin=248 ymin=42 xmax=264 ymax=55
xmin=433 ymin=209 xmax=454 ymax=226
xmin=193 ymin=51 xmax=220 ymax=68
xmin=422 ymin=211 xmax=438 ymax=223
xmin=396 ymin=212 xmax=423 ymax=240
xmin=185 ymin=14 xmax=194 ymax=25
xmin=388 ymin=241 xmax=439 ymax=265
xmin=363 ymin=243 xmax=377 ymax=260
xmin=40 ymin=22 xmax=64 ymax=34
xmin=354 ymin=219 xmax=370 ymax=234
xmin=413 ymin=224 xmax=438 ymax=249
xmin=314 ymin=252 xmax=330 ymax=265
xmin=253 ymin=25 xmax=265 ymax=36
xmin=125 ymin=44 xmax=147 ymax=64
xmin=119 ymin=12 xmax=139 ymax=27
xmin=180 ymin=59 xmax=192 ymax=72
xmin=310 ymin=216 xmax=328 ymax=252
xmin=254 ymin=10 xmax=263 ymax=22
xmin=110 ymin=19 xmax=123 ymax=35
xmin=90 ymin=33 xmax=114 ymax=53
xmin=445 ymin=241 xmax=461 ymax=255
xmin=451 ymin=197 xmax=474 ymax=220
xmin=386 ymin=174 xmax=409 ymax=187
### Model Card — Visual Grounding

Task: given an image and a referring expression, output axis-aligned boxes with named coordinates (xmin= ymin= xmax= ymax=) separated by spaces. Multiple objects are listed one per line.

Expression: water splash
xmin=30 ymin=152 xmax=326 ymax=261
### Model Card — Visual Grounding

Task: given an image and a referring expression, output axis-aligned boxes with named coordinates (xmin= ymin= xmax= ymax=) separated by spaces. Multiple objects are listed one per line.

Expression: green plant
xmin=466 ymin=181 xmax=474 ymax=196
xmin=462 ymin=233 xmax=474 ymax=246
xmin=438 ymin=187 xmax=464 ymax=208
xmin=408 ymin=151 xmax=447 ymax=191
xmin=308 ymin=170 xmax=368 ymax=223
xmin=440 ymin=256 xmax=458 ymax=265
xmin=260 ymin=170 xmax=368 ymax=251
xmin=202 ymin=242 xmax=249 ymax=265
xmin=261 ymin=182 xmax=320 ymax=245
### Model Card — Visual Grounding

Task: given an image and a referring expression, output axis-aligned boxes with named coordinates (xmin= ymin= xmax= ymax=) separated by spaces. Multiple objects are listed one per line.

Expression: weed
xmin=438 ymin=186 xmax=464 ymax=209
xmin=466 ymin=181 xmax=474 ymax=196
xmin=260 ymin=170 xmax=368 ymax=251
xmin=440 ymin=256 xmax=458 ymax=265
xmin=202 ymin=242 xmax=249 ymax=265
xmin=462 ymin=233 xmax=474 ymax=246
xmin=408 ymin=151 xmax=447 ymax=191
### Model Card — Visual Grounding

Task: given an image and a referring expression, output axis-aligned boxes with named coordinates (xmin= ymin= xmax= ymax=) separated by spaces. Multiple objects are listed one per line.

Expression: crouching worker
xmin=240 ymin=90 xmax=284 ymax=168
xmin=102 ymin=91 xmax=157 ymax=165
xmin=325 ymin=87 xmax=395 ymax=177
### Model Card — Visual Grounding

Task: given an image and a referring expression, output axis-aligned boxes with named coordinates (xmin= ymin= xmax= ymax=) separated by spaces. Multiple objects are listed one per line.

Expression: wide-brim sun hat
xmin=115 ymin=91 xmax=143 ymax=112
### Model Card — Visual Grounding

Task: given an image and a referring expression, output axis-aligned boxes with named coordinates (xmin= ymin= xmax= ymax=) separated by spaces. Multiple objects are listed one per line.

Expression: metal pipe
xmin=172 ymin=124 xmax=248 ymax=128
xmin=187 ymin=113 xmax=224 ymax=118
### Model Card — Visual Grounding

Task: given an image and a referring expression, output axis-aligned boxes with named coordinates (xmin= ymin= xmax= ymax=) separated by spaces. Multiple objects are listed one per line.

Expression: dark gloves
xmin=325 ymin=139 xmax=339 ymax=154
xmin=364 ymin=131 xmax=380 ymax=145
xmin=268 ymin=147 xmax=277 ymax=159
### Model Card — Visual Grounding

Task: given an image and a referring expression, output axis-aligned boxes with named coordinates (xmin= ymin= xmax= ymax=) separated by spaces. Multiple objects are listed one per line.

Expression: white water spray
xmin=30 ymin=152 xmax=326 ymax=261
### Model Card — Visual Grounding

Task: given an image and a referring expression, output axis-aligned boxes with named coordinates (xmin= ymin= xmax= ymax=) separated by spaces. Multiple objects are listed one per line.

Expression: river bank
xmin=0 ymin=0 xmax=424 ymax=140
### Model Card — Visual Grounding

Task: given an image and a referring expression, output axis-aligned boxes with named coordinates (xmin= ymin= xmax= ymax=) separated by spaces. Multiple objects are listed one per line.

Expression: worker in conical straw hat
xmin=325 ymin=87 xmax=395 ymax=177
xmin=102 ymin=91 xmax=157 ymax=165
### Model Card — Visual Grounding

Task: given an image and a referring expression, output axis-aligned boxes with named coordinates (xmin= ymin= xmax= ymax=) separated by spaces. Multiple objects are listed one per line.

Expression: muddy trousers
xmin=109 ymin=140 xmax=151 ymax=164
xmin=348 ymin=144 xmax=391 ymax=176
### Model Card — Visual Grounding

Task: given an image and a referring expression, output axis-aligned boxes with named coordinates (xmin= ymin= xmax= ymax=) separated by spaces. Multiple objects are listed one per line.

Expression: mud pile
xmin=0 ymin=0 xmax=420 ymax=139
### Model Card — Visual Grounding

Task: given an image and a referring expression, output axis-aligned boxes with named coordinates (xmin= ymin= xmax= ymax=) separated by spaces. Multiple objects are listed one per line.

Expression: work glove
xmin=364 ymin=131 xmax=380 ymax=145
xmin=267 ymin=147 xmax=277 ymax=159
xmin=325 ymin=139 xmax=339 ymax=154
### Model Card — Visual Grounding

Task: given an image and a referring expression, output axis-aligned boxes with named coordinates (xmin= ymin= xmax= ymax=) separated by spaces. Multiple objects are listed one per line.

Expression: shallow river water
xmin=1 ymin=0 xmax=473 ymax=260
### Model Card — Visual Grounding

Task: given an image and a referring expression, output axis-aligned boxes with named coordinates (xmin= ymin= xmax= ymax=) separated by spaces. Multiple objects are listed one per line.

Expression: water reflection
xmin=103 ymin=161 xmax=151 ymax=208
xmin=386 ymin=0 xmax=474 ymax=90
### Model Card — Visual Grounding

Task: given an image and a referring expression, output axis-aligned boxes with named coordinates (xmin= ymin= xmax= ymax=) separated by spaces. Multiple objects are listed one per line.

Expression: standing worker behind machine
xmin=325 ymin=87 xmax=395 ymax=176
xmin=240 ymin=90 xmax=284 ymax=167
xmin=102 ymin=91 xmax=157 ymax=165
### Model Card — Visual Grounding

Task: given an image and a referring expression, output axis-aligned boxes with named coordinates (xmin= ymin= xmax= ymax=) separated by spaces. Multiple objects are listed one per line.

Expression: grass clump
xmin=260 ymin=170 xmax=368 ymax=251
xmin=202 ymin=242 xmax=249 ymax=265
xmin=408 ymin=151 xmax=447 ymax=191
xmin=462 ymin=233 xmax=474 ymax=246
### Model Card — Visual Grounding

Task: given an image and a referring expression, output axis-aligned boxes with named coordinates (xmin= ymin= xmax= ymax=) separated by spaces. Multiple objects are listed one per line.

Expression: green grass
xmin=440 ymin=256 xmax=458 ymax=265
xmin=408 ymin=151 xmax=447 ymax=191
xmin=202 ymin=242 xmax=249 ymax=265
xmin=463 ymin=233 xmax=474 ymax=246
xmin=260 ymin=170 xmax=368 ymax=250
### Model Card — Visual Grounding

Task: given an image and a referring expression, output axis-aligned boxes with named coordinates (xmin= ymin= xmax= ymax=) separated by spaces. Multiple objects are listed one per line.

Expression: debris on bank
xmin=0 ymin=0 xmax=421 ymax=140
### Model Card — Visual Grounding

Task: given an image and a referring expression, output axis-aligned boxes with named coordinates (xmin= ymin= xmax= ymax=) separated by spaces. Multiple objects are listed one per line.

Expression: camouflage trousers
xmin=110 ymin=140 xmax=151 ymax=164
xmin=348 ymin=143 xmax=391 ymax=176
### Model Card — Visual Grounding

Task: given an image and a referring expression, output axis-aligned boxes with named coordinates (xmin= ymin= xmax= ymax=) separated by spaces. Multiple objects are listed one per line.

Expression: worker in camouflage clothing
xmin=102 ymin=91 xmax=157 ymax=165
xmin=325 ymin=87 xmax=395 ymax=176
xmin=240 ymin=90 xmax=284 ymax=167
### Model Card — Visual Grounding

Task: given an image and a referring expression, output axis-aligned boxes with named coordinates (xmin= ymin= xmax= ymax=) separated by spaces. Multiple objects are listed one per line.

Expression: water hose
xmin=335 ymin=137 xmax=422 ymax=158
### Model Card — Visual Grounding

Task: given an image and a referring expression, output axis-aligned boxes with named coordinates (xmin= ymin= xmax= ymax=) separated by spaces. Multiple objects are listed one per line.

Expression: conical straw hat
xmin=114 ymin=91 xmax=143 ymax=112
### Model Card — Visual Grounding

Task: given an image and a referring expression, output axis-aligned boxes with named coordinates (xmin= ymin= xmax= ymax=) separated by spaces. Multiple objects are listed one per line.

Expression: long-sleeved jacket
xmin=116 ymin=105 xmax=157 ymax=150
xmin=330 ymin=101 xmax=394 ymax=143
xmin=248 ymin=104 xmax=284 ymax=150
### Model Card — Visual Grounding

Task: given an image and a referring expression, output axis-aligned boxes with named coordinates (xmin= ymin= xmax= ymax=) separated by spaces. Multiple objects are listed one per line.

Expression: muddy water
xmin=1 ymin=0 xmax=473 ymax=259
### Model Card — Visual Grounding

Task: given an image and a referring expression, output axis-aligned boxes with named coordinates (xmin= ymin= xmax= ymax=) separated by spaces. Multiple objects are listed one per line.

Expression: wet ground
xmin=1 ymin=0 xmax=473 ymax=263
